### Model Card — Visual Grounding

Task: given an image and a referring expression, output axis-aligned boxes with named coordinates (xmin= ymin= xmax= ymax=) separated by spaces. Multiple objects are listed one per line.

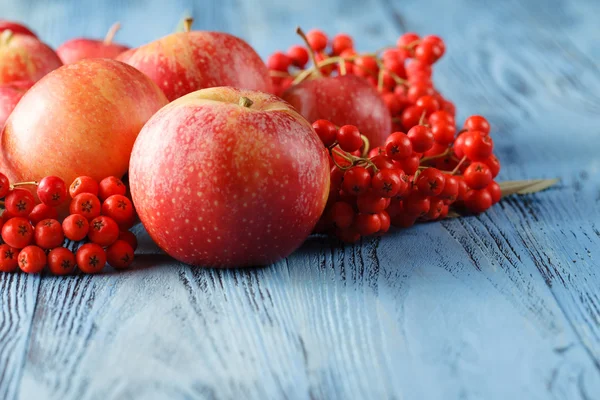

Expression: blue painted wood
xmin=0 ymin=0 xmax=599 ymax=399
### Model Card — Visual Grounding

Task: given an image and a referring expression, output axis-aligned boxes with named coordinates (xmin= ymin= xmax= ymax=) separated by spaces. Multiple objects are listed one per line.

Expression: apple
xmin=117 ymin=19 xmax=272 ymax=101
xmin=0 ymin=20 xmax=37 ymax=38
xmin=282 ymin=74 xmax=392 ymax=147
xmin=0 ymin=80 xmax=33 ymax=128
xmin=0 ymin=30 xmax=62 ymax=84
xmin=57 ymin=22 xmax=129 ymax=65
xmin=0 ymin=59 xmax=168 ymax=186
xmin=129 ymin=87 xmax=330 ymax=267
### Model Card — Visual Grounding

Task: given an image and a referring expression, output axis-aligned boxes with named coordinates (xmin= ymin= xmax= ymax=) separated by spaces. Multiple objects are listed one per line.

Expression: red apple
xmin=0 ymin=31 xmax=62 ymax=84
xmin=0 ymin=80 xmax=33 ymax=128
xmin=0 ymin=20 xmax=37 ymax=38
xmin=129 ymin=87 xmax=330 ymax=267
xmin=117 ymin=20 xmax=271 ymax=101
xmin=1 ymin=59 xmax=168 ymax=186
xmin=282 ymin=74 xmax=392 ymax=147
xmin=57 ymin=22 xmax=129 ymax=65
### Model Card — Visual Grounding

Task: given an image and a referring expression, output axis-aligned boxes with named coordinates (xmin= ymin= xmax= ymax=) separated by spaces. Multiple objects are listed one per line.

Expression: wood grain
xmin=0 ymin=0 xmax=599 ymax=399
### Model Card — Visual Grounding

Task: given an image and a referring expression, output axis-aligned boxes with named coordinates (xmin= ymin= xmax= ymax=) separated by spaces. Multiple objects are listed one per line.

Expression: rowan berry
xmin=396 ymin=32 xmax=420 ymax=49
xmin=401 ymin=105 xmax=426 ymax=130
xmin=18 ymin=245 xmax=46 ymax=274
xmin=69 ymin=176 xmax=99 ymax=197
xmin=37 ymin=176 xmax=68 ymax=207
xmin=429 ymin=110 xmax=454 ymax=126
xmin=353 ymin=56 xmax=379 ymax=78
xmin=76 ymin=243 xmax=106 ymax=274
xmin=403 ymin=190 xmax=431 ymax=216
xmin=267 ymin=51 xmax=291 ymax=72
xmin=287 ymin=45 xmax=309 ymax=68
xmin=397 ymin=154 xmax=420 ymax=175
xmin=438 ymin=175 xmax=459 ymax=203
xmin=391 ymin=212 xmax=417 ymax=228
xmin=377 ymin=211 xmax=391 ymax=234
xmin=98 ymin=176 xmax=126 ymax=201
xmin=464 ymin=189 xmax=493 ymax=213
xmin=2 ymin=217 xmax=33 ymax=248
xmin=382 ymin=92 xmax=403 ymax=115
xmin=337 ymin=125 xmax=363 ymax=152
xmin=61 ymin=214 xmax=89 ymax=242
xmin=463 ymin=131 xmax=493 ymax=161
xmin=370 ymin=155 xmax=395 ymax=170
xmin=47 ymin=247 xmax=76 ymax=275
xmin=464 ymin=162 xmax=493 ymax=190
xmin=456 ymin=176 xmax=469 ymax=201
xmin=407 ymin=125 xmax=434 ymax=153
xmin=355 ymin=213 xmax=381 ymax=236
xmin=424 ymin=198 xmax=445 ymax=220
xmin=312 ymin=119 xmax=338 ymax=147
xmin=306 ymin=29 xmax=328 ymax=52
xmin=482 ymin=155 xmax=501 ymax=178
xmin=118 ymin=231 xmax=138 ymax=251
xmin=0 ymin=244 xmax=19 ymax=272
xmin=70 ymin=193 xmax=101 ymax=220
xmin=385 ymin=132 xmax=413 ymax=160
xmin=414 ymin=35 xmax=445 ymax=64
xmin=424 ymin=142 xmax=449 ymax=157
xmin=342 ymin=167 xmax=371 ymax=195
xmin=102 ymin=195 xmax=135 ymax=229
xmin=336 ymin=227 xmax=361 ymax=243
xmin=0 ymin=173 xmax=9 ymax=198
xmin=357 ymin=191 xmax=388 ymax=214
xmin=431 ymin=121 xmax=456 ymax=145
xmin=487 ymin=181 xmax=502 ymax=204
xmin=5 ymin=189 xmax=35 ymax=217
xmin=332 ymin=33 xmax=353 ymax=55
xmin=28 ymin=203 xmax=58 ymax=226
xmin=416 ymin=95 xmax=440 ymax=116
xmin=88 ymin=216 xmax=119 ymax=247
xmin=416 ymin=168 xmax=446 ymax=196
xmin=372 ymin=169 xmax=403 ymax=198
xmin=464 ymin=115 xmax=490 ymax=135
xmin=34 ymin=219 xmax=64 ymax=249
xmin=106 ymin=240 xmax=135 ymax=269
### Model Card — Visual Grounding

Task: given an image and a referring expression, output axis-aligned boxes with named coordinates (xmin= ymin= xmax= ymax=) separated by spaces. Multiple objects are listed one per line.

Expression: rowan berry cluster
xmin=313 ymin=115 xmax=501 ymax=243
xmin=0 ymin=174 xmax=138 ymax=274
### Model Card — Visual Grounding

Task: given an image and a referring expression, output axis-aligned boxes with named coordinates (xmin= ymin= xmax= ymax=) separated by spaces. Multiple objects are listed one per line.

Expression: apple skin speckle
xmin=130 ymin=87 xmax=330 ymax=268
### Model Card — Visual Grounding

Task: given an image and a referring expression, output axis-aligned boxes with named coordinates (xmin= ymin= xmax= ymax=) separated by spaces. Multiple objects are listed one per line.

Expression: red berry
xmin=372 ymin=169 xmax=402 ymax=198
xmin=464 ymin=115 xmax=490 ymax=135
xmin=34 ymin=219 xmax=64 ymax=249
xmin=357 ymin=191 xmax=388 ymax=214
xmin=342 ymin=167 xmax=371 ymax=195
xmin=312 ymin=119 xmax=338 ymax=147
xmin=414 ymin=36 xmax=445 ymax=64
xmin=382 ymin=92 xmax=403 ymax=115
xmin=456 ymin=176 xmax=469 ymax=201
xmin=429 ymin=110 xmax=454 ymax=126
xmin=70 ymin=193 xmax=102 ymax=221
xmin=28 ymin=203 xmax=58 ymax=226
xmin=370 ymin=155 xmax=395 ymax=170
xmin=336 ymin=227 xmax=361 ymax=243
xmin=438 ymin=175 xmax=459 ymax=203
xmin=0 ymin=244 xmax=19 ymax=272
xmin=267 ymin=51 xmax=291 ymax=72
xmin=18 ymin=245 xmax=46 ymax=274
xmin=407 ymin=125 xmax=434 ymax=153
xmin=416 ymin=95 xmax=440 ymax=116
xmin=385 ymin=131 xmax=412 ymax=160
xmin=378 ymin=211 xmax=391 ymax=234
xmin=453 ymin=131 xmax=471 ymax=159
xmin=47 ymin=247 xmax=76 ymax=275
xmin=37 ymin=176 xmax=68 ymax=207
xmin=88 ymin=216 xmax=120 ymax=247
xmin=2 ymin=217 xmax=33 ymax=249
xmin=353 ymin=56 xmax=379 ymax=78
xmin=416 ymin=168 xmax=446 ymax=196
xmin=355 ymin=213 xmax=381 ymax=236
xmin=424 ymin=198 xmax=445 ymax=220
xmin=391 ymin=212 xmax=417 ymax=229
xmin=0 ymin=173 xmax=10 ymax=198
xmin=397 ymin=154 xmax=420 ymax=175
xmin=463 ymin=132 xmax=493 ymax=161
xmin=330 ymin=201 xmax=354 ymax=229
xmin=287 ymin=45 xmax=309 ymax=68
xmin=62 ymin=214 xmax=90 ymax=242
xmin=407 ymin=83 xmax=434 ymax=103
xmin=482 ymin=155 xmax=501 ymax=178
xmin=424 ymin=142 xmax=449 ymax=157
xmin=431 ymin=121 xmax=456 ymax=145
xmin=465 ymin=189 xmax=493 ymax=213
xmin=401 ymin=105 xmax=426 ymax=130
xmin=106 ymin=240 xmax=135 ymax=269
xmin=118 ymin=231 xmax=139 ymax=251
xmin=406 ymin=60 xmax=432 ymax=80
xmin=98 ymin=176 xmax=126 ymax=202
xmin=5 ymin=189 xmax=35 ymax=217
xmin=306 ymin=29 xmax=328 ymax=52
xmin=337 ymin=125 xmax=363 ymax=152
xmin=396 ymin=32 xmax=420 ymax=49
xmin=76 ymin=243 xmax=106 ymax=274
xmin=330 ymin=166 xmax=345 ymax=189
xmin=331 ymin=33 xmax=353 ymax=55
xmin=442 ymin=100 xmax=456 ymax=116
xmin=403 ymin=191 xmax=431 ymax=216
xmin=487 ymin=181 xmax=502 ymax=204
xmin=464 ymin=162 xmax=493 ymax=190
xmin=101 ymin=195 xmax=135 ymax=230
xmin=69 ymin=176 xmax=99 ymax=198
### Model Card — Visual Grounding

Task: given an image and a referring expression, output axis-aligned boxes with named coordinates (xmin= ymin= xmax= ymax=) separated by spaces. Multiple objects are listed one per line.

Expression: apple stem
xmin=183 ymin=17 xmax=194 ymax=33
xmin=239 ymin=97 xmax=253 ymax=108
xmin=103 ymin=22 xmax=121 ymax=45
xmin=295 ymin=27 xmax=322 ymax=78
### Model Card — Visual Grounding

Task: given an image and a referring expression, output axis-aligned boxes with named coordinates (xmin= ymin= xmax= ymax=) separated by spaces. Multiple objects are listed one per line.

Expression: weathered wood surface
xmin=1 ymin=0 xmax=600 ymax=398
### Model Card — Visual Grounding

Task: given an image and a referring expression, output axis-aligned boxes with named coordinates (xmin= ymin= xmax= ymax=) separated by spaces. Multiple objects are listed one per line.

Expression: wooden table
xmin=1 ymin=0 xmax=600 ymax=398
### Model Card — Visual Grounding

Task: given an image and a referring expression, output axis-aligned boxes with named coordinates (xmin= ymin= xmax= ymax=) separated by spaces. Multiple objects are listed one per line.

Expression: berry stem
xmin=360 ymin=135 xmax=370 ymax=157
xmin=103 ymin=22 xmax=121 ymax=45
xmin=11 ymin=181 xmax=38 ymax=189
xmin=451 ymin=156 xmax=468 ymax=175
xmin=420 ymin=148 xmax=451 ymax=163
xmin=295 ymin=27 xmax=322 ymax=78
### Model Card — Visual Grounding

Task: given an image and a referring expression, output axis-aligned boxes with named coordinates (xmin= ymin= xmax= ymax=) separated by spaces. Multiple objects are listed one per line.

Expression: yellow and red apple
xmin=0 ymin=80 xmax=33 ymax=128
xmin=129 ymin=87 xmax=330 ymax=267
xmin=57 ymin=23 xmax=129 ymax=64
